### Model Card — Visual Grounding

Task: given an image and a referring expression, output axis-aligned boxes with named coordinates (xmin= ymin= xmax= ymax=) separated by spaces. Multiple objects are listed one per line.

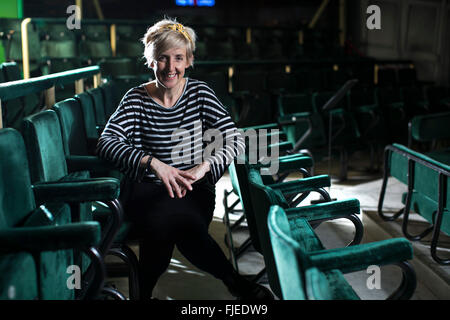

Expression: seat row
xmin=0 ymin=75 xmax=144 ymax=299
xmin=222 ymin=135 xmax=417 ymax=300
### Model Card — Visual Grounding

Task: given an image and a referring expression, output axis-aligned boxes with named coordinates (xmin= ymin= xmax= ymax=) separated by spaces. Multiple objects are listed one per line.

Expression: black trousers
xmin=122 ymin=179 xmax=234 ymax=298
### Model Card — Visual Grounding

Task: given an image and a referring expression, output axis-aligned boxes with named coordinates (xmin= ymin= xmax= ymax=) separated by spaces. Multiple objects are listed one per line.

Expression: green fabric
xmin=21 ymin=110 xmax=68 ymax=183
xmin=0 ymin=252 xmax=38 ymax=300
xmin=87 ymin=87 xmax=106 ymax=127
xmin=305 ymin=268 xmax=360 ymax=300
xmin=268 ymin=206 xmax=413 ymax=300
xmin=74 ymin=92 xmax=99 ymax=141
xmin=269 ymin=174 xmax=330 ymax=194
xmin=0 ymin=129 xmax=36 ymax=228
xmin=53 ymin=98 xmax=90 ymax=156
xmin=411 ymin=112 xmax=450 ymax=142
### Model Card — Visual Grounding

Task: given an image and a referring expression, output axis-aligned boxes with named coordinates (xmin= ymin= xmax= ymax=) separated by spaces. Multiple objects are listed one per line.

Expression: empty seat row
xmin=222 ymin=133 xmax=417 ymax=300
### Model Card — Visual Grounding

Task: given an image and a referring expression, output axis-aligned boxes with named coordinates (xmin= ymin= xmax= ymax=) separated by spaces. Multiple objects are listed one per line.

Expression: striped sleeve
xmin=96 ymin=89 xmax=148 ymax=181
xmin=199 ymin=83 xmax=245 ymax=184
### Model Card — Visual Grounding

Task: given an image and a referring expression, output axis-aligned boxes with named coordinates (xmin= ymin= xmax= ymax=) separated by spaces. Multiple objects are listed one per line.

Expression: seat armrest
xmin=269 ymin=175 xmax=330 ymax=194
xmin=0 ymin=222 xmax=101 ymax=253
xmin=309 ymin=238 xmax=413 ymax=274
xmin=66 ymin=155 xmax=117 ymax=173
xmin=32 ymin=178 xmax=120 ymax=205
xmin=286 ymin=198 xmax=360 ymax=222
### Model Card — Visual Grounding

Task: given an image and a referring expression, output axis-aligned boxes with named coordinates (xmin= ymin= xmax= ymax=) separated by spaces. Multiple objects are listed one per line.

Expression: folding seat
xmin=0 ymin=128 xmax=105 ymax=299
xmin=0 ymin=62 xmax=42 ymax=129
xmin=246 ymin=166 xmax=364 ymax=298
xmin=0 ymin=18 xmax=43 ymax=77
xmin=268 ymin=205 xmax=417 ymax=300
xmin=378 ymin=143 xmax=450 ymax=265
xmin=78 ymin=24 xmax=112 ymax=66
xmin=347 ymin=85 xmax=388 ymax=168
xmin=100 ymin=81 xmax=121 ymax=119
xmin=20 ymin=110 xmax=125 ymax=297
xmin=52 ymin=98 xmax=139 ymax=298
xmin=99 ymin=58 xmax=138 ymax=79
xmin=39 ymin=23 xmax=80 ymax=74
xmin=87 ymin=87 xmax=107 ymax=129
xmin=116 ymin=25 xmax=145 ymax=58
xmin=0 ymin=252 xmax=38 ymax=300
xmin=224 ymin=152 xmax=318 ymax=273
xmin=408 ymin=111 xmax=450 ymax=163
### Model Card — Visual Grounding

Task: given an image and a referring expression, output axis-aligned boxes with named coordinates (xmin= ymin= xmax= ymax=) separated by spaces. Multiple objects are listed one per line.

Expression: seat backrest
xmin=87 ymin=87 xmax=106 ymax=127
xmin=0 ymin=128 xmax=37 ymax=228
xmin=0 ymin=252 xmax=38 ymax=300
xmin=74 ymin=92 xmax=99 ymax=140
xmin=53 ymin=98 xmax=89 ymax=156
xmin=247 ymin=167 xmax=290 ymax=298
xmin=267 ymin=205 xmax=307 ymax=300
xmin=410 ymin=111 xmax=450 ymax=142
xmin=388 ymin=144 xmax=450 ymax=234
xmin=100 ymin=81 xmax=119 ymax=119
xmin=21 ymin=110 xmax=68 ymax=183
xmin=233 ymin=157 xmax=265 ymax=253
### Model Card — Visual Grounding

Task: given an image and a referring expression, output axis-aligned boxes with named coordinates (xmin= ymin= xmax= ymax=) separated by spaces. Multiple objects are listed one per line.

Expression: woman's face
xmin=151 ymin=46 xmax=191 ymax=90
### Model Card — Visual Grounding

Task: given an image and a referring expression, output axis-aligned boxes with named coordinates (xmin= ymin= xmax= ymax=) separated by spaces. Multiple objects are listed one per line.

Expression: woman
xmin=97 ymin=18 xmax=273 ymax=300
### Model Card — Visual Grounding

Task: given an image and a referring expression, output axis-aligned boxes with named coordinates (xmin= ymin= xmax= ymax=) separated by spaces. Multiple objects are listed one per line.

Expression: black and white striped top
xmin=96 ymin=78 xmax=245 ymax=185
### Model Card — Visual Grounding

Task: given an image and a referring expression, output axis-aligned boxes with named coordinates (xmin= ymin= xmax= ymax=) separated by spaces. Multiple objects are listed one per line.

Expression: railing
xmin=0 ymin=65 xmax=101 ymax=128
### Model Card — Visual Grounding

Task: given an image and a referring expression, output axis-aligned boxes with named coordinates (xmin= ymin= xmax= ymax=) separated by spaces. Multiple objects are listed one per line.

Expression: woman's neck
xmin=147 ymin=78 xmax=186 ymax=108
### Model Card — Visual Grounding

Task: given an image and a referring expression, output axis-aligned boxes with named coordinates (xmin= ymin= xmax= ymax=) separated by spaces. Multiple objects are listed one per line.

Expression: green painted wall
xmin=0 ymin=0 xmax=22 ymax=63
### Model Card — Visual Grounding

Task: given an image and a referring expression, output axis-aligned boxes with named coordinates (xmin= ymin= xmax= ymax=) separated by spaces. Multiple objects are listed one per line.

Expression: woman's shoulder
xmin=186 ymin=77 xmax=212 ymax=90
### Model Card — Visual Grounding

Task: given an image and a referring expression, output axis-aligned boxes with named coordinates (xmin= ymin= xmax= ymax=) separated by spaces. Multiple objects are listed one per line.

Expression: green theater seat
xmin=378 ymin=143 xmax=450 ymax=265
xmin=268 ymin=205 xmax=417 ymax=300
xmin=0 ymin=128 xmax=104 ymax=300
xmin=247 ymin=167 xmax=363 ymax=298
xmin=20 ymin=110 xmax=124 ymax=276
xmin=52 ymin=97 xmax=139 ymax=298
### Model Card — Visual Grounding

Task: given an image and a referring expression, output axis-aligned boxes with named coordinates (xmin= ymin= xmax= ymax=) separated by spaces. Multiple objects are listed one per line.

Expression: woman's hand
xmin=184 ymin=162 xmax=211 ymax=183
xmin=148 ymin=157 xmax=196 ymax=199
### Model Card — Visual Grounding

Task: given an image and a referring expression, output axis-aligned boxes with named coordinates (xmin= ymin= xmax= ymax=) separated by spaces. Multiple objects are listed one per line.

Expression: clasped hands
xmin=142 ymin=156 xmax=210 ymax=199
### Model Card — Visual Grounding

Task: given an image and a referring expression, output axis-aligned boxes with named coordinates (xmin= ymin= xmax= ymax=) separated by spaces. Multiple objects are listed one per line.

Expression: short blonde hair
xmin=142 ymin=18 xmax=196 ymax=68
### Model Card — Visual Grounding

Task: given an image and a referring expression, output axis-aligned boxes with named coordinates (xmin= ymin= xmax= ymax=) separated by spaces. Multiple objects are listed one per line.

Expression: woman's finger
xmin=169 ymin=178 xmax=183 ymax=198
xmin=162 ymin=178 xmax=175 ymax=198
xmin=178 ymin=169 xmax=197 ymax=181
xmin=176 ymin=175 xmax=193 ymax=191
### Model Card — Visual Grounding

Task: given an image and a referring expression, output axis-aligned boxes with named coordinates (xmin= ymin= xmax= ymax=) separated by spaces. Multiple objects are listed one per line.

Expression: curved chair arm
xmin=32 ymin=178 xmax=120 ymax=205
xmin=32 ymin=179 xmax=123 ymax=256
xmin=0 ymin=222 xmax=100 ymax=253
xmin=308 ymin=237 xmax=413 ymax=274
xmin=66 ymin=155 xmax=117 ymax=174
xmin=0 ymin=222 xmax=106 ymax=300
xmin=286 ymin=198 xmax=359 ymax=221
xmin=252 ymin=156 xmax=313 ymax=173
xmin=308 ymin=238 xmax=416 ymax=300
xmin=241 ymin=122 xmax=279 ymax=131
xmin=286 ymin=199 xmax=363 ymax=245
xmin=269 ymin=175 xmax=330 ymax=195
